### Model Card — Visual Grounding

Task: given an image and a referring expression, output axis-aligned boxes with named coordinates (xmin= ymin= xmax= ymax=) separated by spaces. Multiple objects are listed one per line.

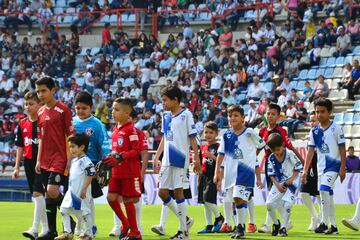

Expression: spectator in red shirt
xmin=103 ymin=98 xmax=142 ymax=239
xmin=34 ymin=76 xmax=75 ymax=240
xmin=102 ymin=23 xmax=112 ymax=54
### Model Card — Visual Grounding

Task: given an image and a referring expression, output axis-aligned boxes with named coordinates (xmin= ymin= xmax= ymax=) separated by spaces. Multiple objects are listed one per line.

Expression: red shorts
xmin=108 ymin=177 xmax=142 ymax=198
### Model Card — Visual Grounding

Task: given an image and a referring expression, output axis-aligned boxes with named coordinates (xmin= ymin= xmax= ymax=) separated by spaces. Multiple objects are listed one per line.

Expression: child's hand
xmin=256 ymin=179 xmax=263 ymax=189
xmin=205 ymin=151 xmax=215 ymax=159
xmin=275 ymin=182 xmax=287 ymax=193
xmin=301 ymin=172 xmax=308 ymax=184
xmin=285 ymin=178 xmax=293 ymax=186
xmin=153 ymin=158 xmax=160 ymax=173
xmin=80 ymin=188 xmax=87 ymax=199
xmin=340 ymin=166 xmax=346 ymax=183
xmin=216 ymin=180 xmax=222 ymax=192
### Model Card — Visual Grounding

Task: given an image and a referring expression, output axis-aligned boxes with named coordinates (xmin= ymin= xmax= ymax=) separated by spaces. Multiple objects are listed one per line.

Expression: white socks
xmin=176 ymin=199 xmax=187 ymax=232
xmin=235 ymin=204 xmax=247 ymax=225
xmin=248 ymin=198 xmax=255 ymax=224
xmin=265 ymin=211 xmax=272 ymax=226
xmin=329 ymin=195 xmax=336 ymax=226
xmin=32 ymin=196 xmax=48 ymax=234
xmin=159 ymin=205 xmax=169 ymax=228
xmin=223 ymin=202 xmax=232 ymax=225
xmin=320 ymin=190 xmax=330 ymax=224
xmin=267 ymin=202 xmax=278 ymax=225
xmin=205 ymin=202 xmax=220 ymax=218
xmin=204 ymin=204 xmax=213 ymax=225
xmin=114 ymin=213 xmax=121 ymax=229
xmin=301 ymin=192 xmax=319 ymax=219
xmin=135 ymin=200 xmax=142 ymax=231
xmin=281 ymin=201 xmax=292 ymax=229
xmin=352 ymin=198 xmax=360 ymax=223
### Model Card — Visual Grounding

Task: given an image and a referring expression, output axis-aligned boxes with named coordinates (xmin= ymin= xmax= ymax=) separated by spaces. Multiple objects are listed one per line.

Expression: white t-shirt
xmin=308 ymin=122 xmax=345 ymax=175
xmin=140 ymin=68 xmax=151 ymax=84
xmin=161 ymin=109 xmax=197 ymax=169
xmin=218 ymin=128 xmax=265 ymax=189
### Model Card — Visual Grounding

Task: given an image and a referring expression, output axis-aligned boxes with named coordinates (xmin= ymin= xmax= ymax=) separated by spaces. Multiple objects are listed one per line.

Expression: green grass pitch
xmin=0 ymin=202 xmax=359 ymax=239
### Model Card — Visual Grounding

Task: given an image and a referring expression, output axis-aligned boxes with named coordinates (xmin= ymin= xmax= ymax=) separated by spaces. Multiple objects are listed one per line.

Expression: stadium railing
xmin=54 ymin=8 xmax=148 ymax=38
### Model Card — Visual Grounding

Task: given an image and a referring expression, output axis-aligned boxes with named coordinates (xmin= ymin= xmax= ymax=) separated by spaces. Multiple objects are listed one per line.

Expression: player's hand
xmin=213 ymin=173 xmax=219 ymax=185
xmin=216 ymin=180 xmax=222 ymax=192
xmin=153 ymin=158 xmax=160 ymax=173
xmin=205 ymin=151 xmax=215 ymax=159
xmin=275 ymin=182 xmax=286 ymax=193
xmin=340 ymin=166 xmax=346 ymax=183
xmin=103 ymin=156 xmax=120 ymax=167
xmin=301 ymin=172 xmax=308 ymax=184
xmin=193 ymin=161 xmax=201 ymax=175
xmin=12 ymin=168 xmax=19 ymax=179
xmin=285 ymin=178 xmax=293 ymax=186
xmin=256 ymin=179 xmax=263 ymax=189
xmin=80 ymin=188 xmax=87 ymax=199
xmin=35 ymin=161 xmax=41 ymax=174
xmin=141 ymin=170 xmax=145 ymax=183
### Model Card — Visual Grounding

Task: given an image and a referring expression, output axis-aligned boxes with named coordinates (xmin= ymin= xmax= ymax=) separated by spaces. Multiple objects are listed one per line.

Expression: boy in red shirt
xmin=34 ymin=76 xmax=76 ymax=240
xmin=104 ymin=98 xmax=142 ymax=240
xmin=258 ymin=103 xmax=304 ymax=234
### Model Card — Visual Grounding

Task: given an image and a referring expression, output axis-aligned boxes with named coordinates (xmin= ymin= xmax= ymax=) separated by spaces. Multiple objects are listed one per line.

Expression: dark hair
xmin=204 ymin=121 xmax=218 ymax=132
xmin=68 ymin=133 xmax=90 ymax=153
xmin=114 ymin=97 xmax=133 ymax=111
xmin=267 ymin=133 xmax=284 ymax=151
xmin=160 ymin=85 xmax=182 ymax=103
xmin=348 ymin=146 xmax=354 ymax=150
xmin=130 ymin=110 xmax=137 ymax=119
xmin=75 ymin=91 xmax=93 ymax=107
xmin=310 ymin=111 xmax=316 ymax=115
xmin=314 ymin=97 xmax=333 ymax=112
xmin=24 ymin=91 xmax=40 ymax=102
xmin=227 ymin=105 xmax=244 ymax=116
xmin=35 ymin=76 xmax=55 ymax=90
xmin=269 ymin=103 xmax=281 ymax=115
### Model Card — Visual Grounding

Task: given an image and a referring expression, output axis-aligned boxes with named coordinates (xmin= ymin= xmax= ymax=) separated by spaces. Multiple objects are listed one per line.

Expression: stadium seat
xmin=353 ymin=113 xmax=360 ymax=125
xmin=335 ymin=56 xmax=345 ymax=67
xmin=61 ymin=16 xmax=73 ymax=24
xmin=109 ymin=14 xmax=117 ymax=23
xmin=324 ymin=68 xmax=334 ymax=79
xmin=76 ymin=77 xmax=84 ymax=86
xmin=56 ymin=0 xmax=66 ymax=7
xmin=328 ymin=90 xmax=339 ymax=101
xmin=93 ymin=88 xmax=103 ymax=95
xmin=198 ymin=3 xmax=207 ymax=9
xmin=345 ymin=55 xmax=353 ymax=64
xmin=319 ymin=58 xmax=328 ymax=67
xmin=298 ymin=69 xmax=308 ymax=80
xmin=66 ymin=7 xmax=76 ymax=13
xmin=124 ymin=78 xmax=135 ymax=87
xmin=121 ymin=14 xmax=129 ymax=22
xmin=353 ymin=46 xmax=360 ymax=55
xmin=127 ymin=14 xmax=135 ymax=22
xmin=351 ymin=139 xmax=360 ymax=149
xmin=352 ymin=127 xmax=360 ymax=138
xmin=79 ymin=48 xmax=89 ymax=56
xmin=100 ymin=15 xmax=111 ymax=23
xmin=244 ymin=10 xmax=255 ymax=20
xmin=296 ymin=81 xmax=306 ymax=91
xmin=93 ymin=58 xmax=101 ymax=64
xmin=306 ymin=69 xmax=316 ymax=79
xmin=350 ymin=100 xmax=360 ymax=112
xmin=315 ymin=68 xmax=325 ymax=78
xmin=332 ymin=67 xmax=343 ymax=78
xmin=54 ymin=7 xmax=64 ymax=15
xmin=264 ymin=82 xmax=273 ymax=92
xmin=121 ymin=58 xmax=132 ymax=68
xmin=320 ymin=48 xmax=331 ymax=58
xmin=343 ymin=125 xmax=352 ymax=138
xmin=236 ymin=94 xmax=246 ymax=103
xmin=329 ymin=47 xmax=337 ymax=56
xmin=339 ymin=89 xmax=348 ymax=100
xmin=325 ymin=79 xmax=333 ymax=89
xmin=199 ymin=12 xmax=211 ymax=21
xmin=333 ymin=112 xmax=344 ymax=125
xmin=113 ymin=58 xmax=123 ymax=66
xmin=326 ymin=57 xmax=336 ymax=67
xmin=343 ymin=112 xmax=354 ymax=125
xmin=91 ymin=47 xmax=100 ymax=56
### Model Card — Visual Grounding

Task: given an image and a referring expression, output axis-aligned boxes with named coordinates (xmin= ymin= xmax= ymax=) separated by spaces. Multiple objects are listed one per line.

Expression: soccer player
xmin=103 ymin=98 xmax=142 ymax=240
xmin=153 ymin=85 xmax=201 ymax=240
xmin=266 ymin=133 xmax=302 ymax=237
xmin=214 ymin=105 xmax=265 ymax=238
xmin=258 ymin=103 xmax=304 ymax=233
xmin=35 ymin=76 xmax=75 ymax=240
xmin=73 ymin=91 xmax=111 ymax=236
xmin=12 ymin=91 xmax=49 ymax=239
xmin=300 ymin=111 xmax=321 ymax=231
xmin=56 ymin=133 xmax=95 ymax=240
xmin=302 ymin=98 xmax=346 ymax=234
xmin=197 ymin=121 xmax=224 ymax=234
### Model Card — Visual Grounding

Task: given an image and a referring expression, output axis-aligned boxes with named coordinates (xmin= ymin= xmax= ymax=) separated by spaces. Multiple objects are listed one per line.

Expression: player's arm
xmin=190 ymin=136 xmax=201 ymax=174
xmin=290 ymin=145 xmax=305 ymax=165
xmin=285 ymin=170 xmax=300 ymax=186
xmin=270 ymin=175 xmax=286 ymax=193
xmin=80 ymin=163 xmax=96 ymax=199
xmin=99 ymin=123 xmax=111 ymax=158
xmin=140 ymin=150 xmax=149 ymax=183
xmin=302 ymin=147 xmax=315 ymax=183
xmin=35 ymin=139 xmax=42 ymax=174
xmin=13 ymin=125 xmax=24 ymax=179
xmin=255 ymin=166 xmax=262 ymax=189
xmin=214 ymin=154 xmax=224 ymax=184
xmin=339 ymin=144 xmax=346 ymax=182
xmin=152 ymin=137 xmax=164 ymax=173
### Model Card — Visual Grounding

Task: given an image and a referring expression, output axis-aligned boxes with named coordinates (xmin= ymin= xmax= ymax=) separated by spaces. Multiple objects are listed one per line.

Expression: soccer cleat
xmin=232 ymin=224 xmax=245 ymax=239
xmin=198 ymin=225 xmax=213 ymax=234
xmin=314 ymin=222 xmax=328 ymax=233
xmin=54 ymin=232 xmax=73 ymax=240
xmin=118 ymin=226 xmax=130 ymax=239
xmin=92 ymin=225 xmax=97 ymax=237
xmin=151 ymin=225 xmax=165 ymax=236
xmin=77 ymin=235 xmax=92 ymax=240
xmin=120 ymin=233 xmax=142 ymax=240
xmin=219 ymin=223 xmax=232 ymax=233
xmin=109 ymin=226 xmax=120 ymax=236
xmin=186 ymin=216 xmax=194 ymax=231
xmin=169 ymin=230 xmax=188 ymax=240
xmin=278 ymin=227 xmax=287 ymax=237
xmin=271 ymin=220 xmax=281 ymax=236
xmin=308 ymin=217 xmax=320 ymax=231
xmin=247 ymin=223 xmax=257 ymax=233
xmin=342 ymin=218 xmax=359 ymax=231
xmin=36 ymin=231 xmax=58 ymax=240
xmin=75 ymin=223 xmax=82 ymax=236
xmin=324 ymin=225 xmax=339 ymax=235
xmin=22 ymin=229 xmax=38 ymax=240
xmin=258 ymin=224 xmax=270 ymax=233
xmin=211 ymin=214 xmax=224 ymax=232
xmin=138 ymin=226 xmax=144 ymax=236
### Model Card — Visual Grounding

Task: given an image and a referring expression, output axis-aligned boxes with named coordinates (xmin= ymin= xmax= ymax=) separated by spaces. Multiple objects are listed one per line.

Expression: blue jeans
xmin=287 ymin=119 xmax=304 ymax=138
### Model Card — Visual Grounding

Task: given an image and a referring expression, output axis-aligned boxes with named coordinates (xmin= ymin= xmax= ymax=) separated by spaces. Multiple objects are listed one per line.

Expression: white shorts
xmin=266 ymin=185 xmax=296 ymax=205
xmin=318 ymin=171 xmax=338 ymax=190
xmin=224 ymin=186 xmax=234 ymax=203
xmin=233 ymin=185 xmax=252 ymax=202
xmin=159 ymin=166 xmax=185 ymax=190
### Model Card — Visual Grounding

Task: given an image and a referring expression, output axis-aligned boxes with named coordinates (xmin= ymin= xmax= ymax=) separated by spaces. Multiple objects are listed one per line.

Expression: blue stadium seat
xmin=332 ymin=67 xmax=343 ymax=78
xmin=109 ymin=14 xmax=117 ymax=23
xmin=315 ymin=68 xmax=325 ymax=78
xmin=345 ymin=55 xmax=353 ymax=64
xmin=121 ymin=58 xmax=132 ymax=68
xmin=299 ymin=69 xmax=308 ymax=80
xmin=264 ymin=82 xmax=273 ymax=92
xmin=343 ymin=113 xmax=354 ymax=125
xmin=113 ymin=58 xmax=123 ymax=66
xmin=54 ymin=7 xmax=64 ymax=15
xmin=121 ymin=14 xmax=129 ymax=22
xmin=244 ymin=10 xmax=255 ymax=20
xmin=91 ymin=47 xmax=100 ymax=56
xmin=319 ymin=58 xmax=328 ymax=67
xmin=66 ymin=7 xmax=76 ymax=13
xmin=76 ymin=77 xmax=84 ymax=86
xmin=61 ymin=16 xmax=73 ymax=24
xmin=236 ymin=94 xmax=246 ymax=103
xmin=350 ymin=100 xmax=360 ymax=112
xmin=335 ymin=56 xmax=345 ymax=67
xmin=243 ymin=104 xmax=250 ymax=115
xmin=199 ymin=12 xmax=211 ymax=21
xmin=324 ymin=67 xmax=334 ymax=79
xmin=296 ymin=81 xmax=306 ymax=91
xmin=56 ymin=0 xmax=66 ymax=7
xmin=307 ymin=69 xmax=317 ymax=79
xmin=100 ymin=15 xmax=110 ymax=23
xmin=124 ymin=78 xmax=135 ymax=87
xmin=128 ymin=14 xmax=135 ymax=22
xmin=79 ymin=48 xmax=88 ymax=56
xmin=326 ymin=57 xmax=336 ymax=67
xmin=333 ymin=113 xmax=344 ymax=125
xmin=353 ymin=46 xmax=360 ymax=55
xmin=354 ymin=113 xmax=360 ymax=125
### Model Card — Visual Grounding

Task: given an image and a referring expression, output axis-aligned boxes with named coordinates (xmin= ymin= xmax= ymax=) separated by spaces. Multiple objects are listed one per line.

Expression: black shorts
xmin=169 ymin=187 xmax=192 ymax=199
xmin=198 ymin=174 xmax=217 ymax=204
xmin=39 ymin=169 xmax=67 ymax=193
xmin=91 ymin=178 xmax=103 ymax=198
xmin=141 ymin=181 xmax=145 ymax=194
xmin=24 ymin=159 xmax=44 ymax=194
xmin=301 ymin=168 xmax=319 ymax=196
